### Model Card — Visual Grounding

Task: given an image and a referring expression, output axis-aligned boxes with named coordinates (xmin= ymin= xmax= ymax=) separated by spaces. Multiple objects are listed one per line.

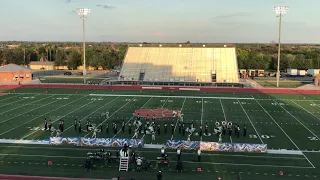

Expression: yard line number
xmin=310 ymin=104 xmax=320 ymax=107
xmin=89 ymin=98 xmax=104 ymax=101
xmin=249 ymin=134 xmax=276 ymax=139
xmin=308 ymin=137 xmax=319 ymax=141
xmin=233 ymin=102 xmax=250 ymax=105
xmin=271 ymin=102 xmax=287 ymax=106
xmin=22 ymin=97 xmax=35 ymax=99
xmin=54 ymin=97 xmax=69 ymax=100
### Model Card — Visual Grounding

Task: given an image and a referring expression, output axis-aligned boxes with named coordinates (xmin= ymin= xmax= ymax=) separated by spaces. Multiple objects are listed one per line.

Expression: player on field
xmin=122 ymin=120 xmax=125 ymax=133
xmin=171 ymin=122 xmax=175 ymax=134
xmin=113 ymin=123 xmax=117 ymax=134
xmin=128 ymin=123 xmax=132 ymax=134
xmin=74 ymin=119 xmax=77 ymax=131
xmin=133 ymin=130 xmax=139 ymax=138
xmin=92 ymin=128 xmax=97 ymax=138
xmin=157 ymin=124 xmax=161 ymax=135
xmin=237 ymin=125 xmax=240 ymax=138
xmin=106 ymin=111 xmax=109 ymax=118
xmin=199 ymin=126 xmax=203 ymax=137
xmin=78 ymin=121 xmax=82 ymax=133
xmin=100 ymin=123 xmax=103 ymax=132
xmin=178 ymin=123 xmax=182 ymax=134
xmin=187 ymin=134 xmax=191 ymax=141
xmin=182 ymin=123 xmax=185 ymax=136
xmin=164 ymin=122 xmax=167 ymax=134
xmin=234 ymin=123 xmax=238 ymax=136
xmin=137 ymin=114 xmax=140 ymax=121
xmin=48 ymin=120 xmax=52 ymax=131
xmin=218 ymin=133 xmax=222 ymax=142
xmin=152 ymin=115 xmax=156 ymax=121
xmin=243 ymin=125 xmax=247 ymax=137
xmin=105 ymin=123 xmax=109 ymax=134
xmin=86 ymin=121 xmax=90 ymax=131
xmin=152 ymin=131 xmax=156 ymax=141
xmin=205 ymin=123 xmax=209 ymax=135
xmin=44 ymin=119 xmax=48 ymax=131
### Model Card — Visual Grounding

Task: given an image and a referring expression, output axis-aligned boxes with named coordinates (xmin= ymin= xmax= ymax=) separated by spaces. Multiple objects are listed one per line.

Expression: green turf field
xmin=0 ymin=88 xmax=320 ymax=180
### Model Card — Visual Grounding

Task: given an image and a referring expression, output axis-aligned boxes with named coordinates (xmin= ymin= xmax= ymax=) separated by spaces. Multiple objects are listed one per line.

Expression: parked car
xmin=64 ymin=72 xmax=72 ymax=75
xmin=76 ymin=72 xmax=83 ymax=76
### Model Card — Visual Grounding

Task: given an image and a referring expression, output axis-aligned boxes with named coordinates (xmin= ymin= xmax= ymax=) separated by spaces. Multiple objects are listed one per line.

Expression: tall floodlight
xmin=76 ymin=8 xmax=90 ymax=84
xmin=273 ymin=6 xmax=289 ymax=88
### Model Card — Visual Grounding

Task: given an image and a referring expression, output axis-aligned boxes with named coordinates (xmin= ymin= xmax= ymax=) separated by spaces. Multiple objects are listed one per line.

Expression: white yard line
xmin=0 ymin=95 xmax=57 ymax=124
xmin=237 ymin=99 xmax=264 ymax=144
xmin=140 ymin=97 xmax=170 ymax=140
xmin=0 ymin=95 xmax=27 ymax=107
xmin=274 ymin=100 xmax=320 ymax=140
xmin=0 ymin=97 xmax=73 ymax=136
xmin=112 ymin=97 xmax=153 ymax=138
xmin=62 ymin=96 xmax=121 ymax=136
xmin=252 ymin=96 xmax=315 ymax=168
xmin=22 ymin=95 xmax=93 ymax=139
xmin=0 ymin=153 xmax=312 ymax=169
xmin=0 ymin=95 xmax=52 ymax=117
xmin=291 ymin=100 xmax=320 ymax=122
xmin=90 ymin=93 xmax=254 ymax=100
xmin=219 ymin=99 xmax=227 ymax=121
xmin=170 ymin=97 xmax=187 ymax=140
xmin=0 ymin=94 xmax=23 ymax=101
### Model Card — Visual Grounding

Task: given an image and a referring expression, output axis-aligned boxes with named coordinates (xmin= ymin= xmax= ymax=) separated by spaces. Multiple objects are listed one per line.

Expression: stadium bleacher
xmin=119 ymin=47 xmax=239 ymax=84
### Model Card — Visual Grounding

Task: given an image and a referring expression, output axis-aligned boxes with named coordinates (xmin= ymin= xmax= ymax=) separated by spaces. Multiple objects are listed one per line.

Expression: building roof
xmin=0 ymin=64 xmax=32 ymax=72
xmin=29 ymin=61 xmax=54 ymax=65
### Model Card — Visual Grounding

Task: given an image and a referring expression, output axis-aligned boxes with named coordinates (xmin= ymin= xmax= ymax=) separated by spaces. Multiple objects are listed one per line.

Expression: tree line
xmin=0 ymin=42 xmax=320 ymax=71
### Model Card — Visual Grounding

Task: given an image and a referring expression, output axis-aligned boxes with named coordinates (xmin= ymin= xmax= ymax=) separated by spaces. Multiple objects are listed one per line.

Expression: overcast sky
xmin=0 ymin=0 xmax=319 ymax=43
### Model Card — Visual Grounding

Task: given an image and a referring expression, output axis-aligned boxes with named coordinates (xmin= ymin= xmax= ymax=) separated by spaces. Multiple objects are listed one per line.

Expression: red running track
xmin=0 ymin=84 xmax=319 ymax=94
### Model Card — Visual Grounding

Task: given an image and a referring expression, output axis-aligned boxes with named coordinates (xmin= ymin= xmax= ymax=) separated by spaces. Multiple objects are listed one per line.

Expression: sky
xmin=0 ymin=0 xmax=319 ymax=43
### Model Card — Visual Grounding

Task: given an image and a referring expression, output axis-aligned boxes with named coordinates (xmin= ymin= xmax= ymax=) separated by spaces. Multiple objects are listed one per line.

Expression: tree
xmin=54 ymin=50 xmax=65 ymax=67
xmin=67 ymin=50 xmax=81 ymax=70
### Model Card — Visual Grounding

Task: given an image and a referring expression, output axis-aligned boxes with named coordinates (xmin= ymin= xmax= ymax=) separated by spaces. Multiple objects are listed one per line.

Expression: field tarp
xmin=233 ymin=143 xmax=268 ymax=153
xmin=166 ymin=140 xmax=200 ymax=150
xmin=80 ymin=138 xmax=144 ymax=148
xmin=49 ymin=137 xmax=144 ymax=148
xmin=168 ymin=140 xmax=267 ymax=153
xmin=199 ymin=142 xmax=233 ymax=152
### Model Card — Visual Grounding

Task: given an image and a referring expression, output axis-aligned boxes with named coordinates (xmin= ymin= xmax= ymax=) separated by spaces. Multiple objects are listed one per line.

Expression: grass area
xmin=255 ymin=78 xmax=311 ymax=88
xmin=0 ymin=88 xmax=320 ymax=179
xmin=254 ymin=79 xmax=311 ymax=88
xmin=38 ymin=76 xmax=107 ymax=84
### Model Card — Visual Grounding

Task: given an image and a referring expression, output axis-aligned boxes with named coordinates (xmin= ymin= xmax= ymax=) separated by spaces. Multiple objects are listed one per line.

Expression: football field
xmin=0 ymin=88 xmax=320 ymax=180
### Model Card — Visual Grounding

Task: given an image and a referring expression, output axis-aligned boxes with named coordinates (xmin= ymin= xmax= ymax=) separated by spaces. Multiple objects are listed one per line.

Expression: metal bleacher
xmin=119 ymin=47 xmax=239 ymax=84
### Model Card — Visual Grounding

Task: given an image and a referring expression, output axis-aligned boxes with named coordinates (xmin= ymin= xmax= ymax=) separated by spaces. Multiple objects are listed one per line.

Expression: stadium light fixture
xmin=76 ymin=8 xmax=90 ymax=84
xmin=159 ymin=44 xmax=162 ymax=47
xmin=273 ymin=6 xmax=289 ymax=88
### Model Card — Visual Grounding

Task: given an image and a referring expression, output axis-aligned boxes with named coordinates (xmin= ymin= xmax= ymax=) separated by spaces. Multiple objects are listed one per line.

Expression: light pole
xmin=273 ymin=6 xmax=289 ymax=88
xmin=76 ymin=8 xmax=90 ymax=84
